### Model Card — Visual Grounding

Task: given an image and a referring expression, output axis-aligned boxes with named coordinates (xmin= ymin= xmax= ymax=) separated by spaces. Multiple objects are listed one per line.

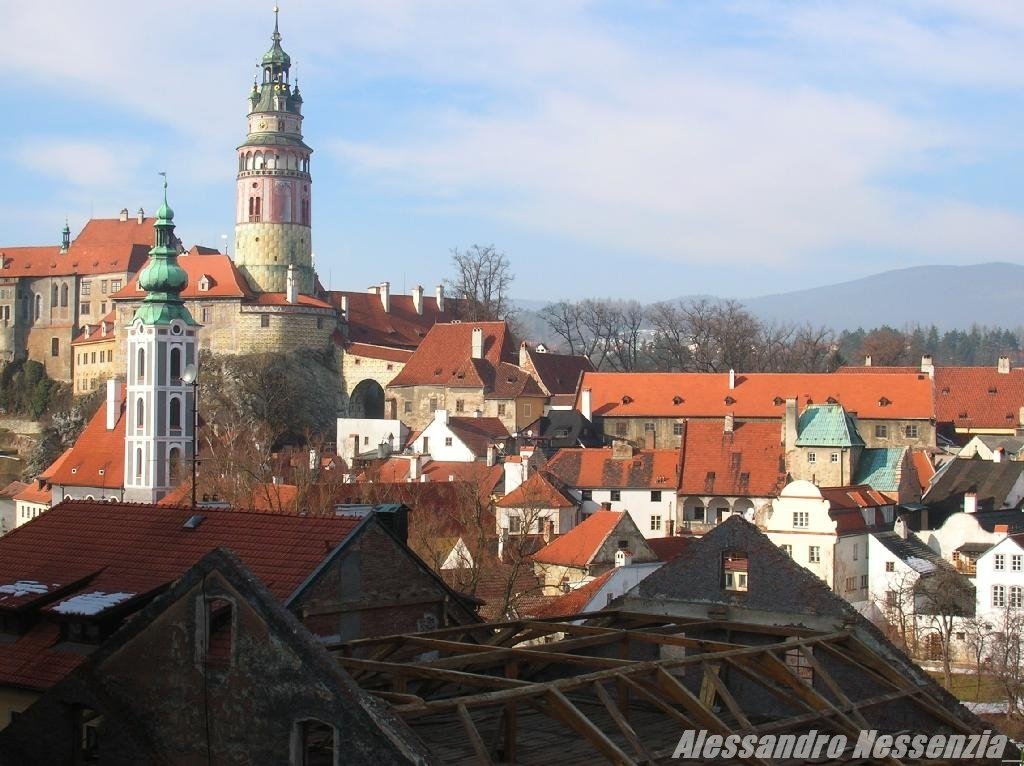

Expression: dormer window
xmin=773 ymin=396 xmax=784 ymax=406
xmin=672 ymin=395 xmax=683 ymax=405
xmin=725 ymin=396 xmax=736 ymax=405
xmin=621 ymin=395 xmax=633 ymax=404
xmin=878 ymin=397 xmax=891 ymax=407
xmin=198 ymin=275 xmax=212 ymax=292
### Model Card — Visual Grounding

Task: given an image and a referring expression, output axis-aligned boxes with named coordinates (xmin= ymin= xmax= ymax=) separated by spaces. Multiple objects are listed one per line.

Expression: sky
xmin=3 ymin=1 xmax=1023 ymax=303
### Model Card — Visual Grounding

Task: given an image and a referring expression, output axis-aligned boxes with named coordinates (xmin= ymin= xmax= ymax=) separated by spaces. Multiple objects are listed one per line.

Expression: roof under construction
xmin=331 ymin=610 xmax=992 ymax=765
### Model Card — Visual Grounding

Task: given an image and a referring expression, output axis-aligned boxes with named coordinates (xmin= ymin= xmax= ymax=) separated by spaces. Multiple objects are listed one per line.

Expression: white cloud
xmin=13 ymin=139 xmax=150 ymax=189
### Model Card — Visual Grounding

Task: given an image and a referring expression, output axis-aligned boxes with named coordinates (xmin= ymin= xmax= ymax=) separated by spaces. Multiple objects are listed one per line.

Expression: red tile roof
xmin=545 ymin=448 xmax=680 ymax=490
xmin=532 ymin=510 xmax=625 ymax=567
xmin=678 ymin=420 xmax=787 ymax=497
xmin=330 ymin=289 xmax=462 ymax=349
xmin=446 ymin=417 xmax=511 ymax=457
xmin=911 ymin=450 xmax=936 ymax=495
xmin=12 ymin=481 xmax=51 ymax=506
xmin=577 ymin=371 xmax=934 ymax=420
xmin=0 ymin=500 xmax=362 ymax=690
xmin=387 ymin=321 xmax=513 ymax=389
xmin=0 ymin=217 xmax=155 ymax=278
xmin=46 ymin=396 xmax=125 ymax=490
xmin=534 ymin=568 xmax=616 ymax=618
xmin=71 ymin=311 xmax=117 ymax=346
xmin=521 ymin=345 xmax=595 ymax=396
xmin=487 ymin=361 xmax=546 ymax=400
xmin=113 ymin=252 xmax=251 ymax=300
xmin=0 ymin=481 xmax=28 ymax=501
xmin=646 ymin=535 xmax=696 ymax=562
xmin=496 ymin=472 xmax=577 ymax=509
xmin=820 ymin=484 xmax=893 ymax=509
xmin=345 ymin=342 xmax=414 ymax=363
xmin=369 ymin=458 xmax=503 ymax=493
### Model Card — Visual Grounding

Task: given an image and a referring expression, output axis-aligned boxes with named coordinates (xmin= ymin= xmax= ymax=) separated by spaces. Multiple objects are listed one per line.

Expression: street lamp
xmin=181 ymin=363 xmax=200 ymax=508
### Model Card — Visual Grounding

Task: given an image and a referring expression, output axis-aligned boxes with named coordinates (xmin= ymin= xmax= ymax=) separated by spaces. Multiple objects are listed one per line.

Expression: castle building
xmin=122 ymin=186 xmax=198 ymax=504
xmin=234 ymin=7 xmax=315 ymax=296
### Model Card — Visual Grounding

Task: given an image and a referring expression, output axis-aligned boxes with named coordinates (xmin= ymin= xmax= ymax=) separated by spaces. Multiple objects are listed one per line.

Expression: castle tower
xmin=234 ymin=7 xmax=315 ymax=295
xmin=124 ymin=182 xmax=198 ymax=503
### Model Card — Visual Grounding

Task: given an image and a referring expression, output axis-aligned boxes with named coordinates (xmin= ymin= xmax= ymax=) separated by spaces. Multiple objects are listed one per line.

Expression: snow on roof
xmin=0 ymin=581 xmax=51 ymax=598
xmin=51 ymin=591 xmax=135 ymax=616
xmin=905 ymin=557 xmax=937 ymax=574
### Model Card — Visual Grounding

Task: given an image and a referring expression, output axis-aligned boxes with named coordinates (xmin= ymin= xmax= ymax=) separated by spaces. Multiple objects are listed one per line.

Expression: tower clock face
xmin=258 ymin=120 xmax=267 ymax=130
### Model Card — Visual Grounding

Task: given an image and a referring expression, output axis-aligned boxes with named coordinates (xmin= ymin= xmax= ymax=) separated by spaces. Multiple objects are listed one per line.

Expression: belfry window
xmin=248 ymin=196 xmax=262 ymax=223
xmin=169 ymin=397 xmax=182 ymax=432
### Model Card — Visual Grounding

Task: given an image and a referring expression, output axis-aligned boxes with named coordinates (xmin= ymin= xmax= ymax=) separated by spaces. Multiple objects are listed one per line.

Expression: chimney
xmin=542 ymin=518 xmax=554 ymax=544
xmin=379 ymin=281 xmax=390 ymax=313
xmin=350 ymin=434 xmax=359 ymax=461
xmin=667 ymin=518 xmax=676 ymax=536
xmin=520 ymin=445 xmax=534 ymax=480
xmin=471 ymin=327 xmax=484 ymax=359
xmin=411 ymin=284 xmax=423 ymax=315
xmin=728 ymin=368 xmax=736 ymax=389
xmin=119 ymin=208 xmax=129 ymax=222
xmin=136 ymin=207 xmax=145 ymax=224
xmin=373 ymin=504 xmax=408 ymax=544
xmin=995 ymin=524 xmax=1010 ymax=539
xmin=286 ymin=264 xmax=298 ymax=304
xmin=920 ymin=354 xmax=934 ymax=378
xmin=498 ymin=528 xmax=507 ymax=562
xmin=105 ymin=379 xmax=121 ymax=430
xmin=864 ymin=355 xmax=872 ymax=367
xmin=486 ymin=445 xmax=496 ymax=467
xmin=519 ymin=341 xmax=530 ymax=368
xmin=993 ymin=447 xmax=1004 ymax=464
xmin=435 ymin=284 xmax=445 ymax=313
xmin=367 ymin=285 xmax=379 ymax=295
xmin=998 ymin=355 xmax=1011 ymax=374
xmin=724 ymin=413 xmax=734 ymax=433
xmin=894 ymin=515 xmax=909 ymax=539
xmin=473 ymin=408 xmax=482 ymax=418
xmin=339 ymin=295 xmax=348 ymax=315
xmin=964 ymin=491 xmax=977 ymax=514
xmin=580 ymin=387 xmax=592 ymax=421
xmin=408 ymin=454 xmax=422 ymax=482
xmin=784 ymin=398 xmax=798 ymax=452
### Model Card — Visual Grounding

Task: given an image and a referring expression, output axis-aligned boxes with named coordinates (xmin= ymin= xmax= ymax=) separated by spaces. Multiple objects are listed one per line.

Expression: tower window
xmin=136 ymin=398 xmax=144 ymax=429
xmin=168 ymin=446 xmax=183 ymax=485
xmin=170 ymin=347 xmax=182 ymax=381
xmin=60 ymin=283 xmax=69 ymax=307
xmin=137 ymin=348 xmax=145 ymax=382
xmin=248 ymin=196 xmax=262 ymax=223
xmin=50 ymin=338 xmax=59 ymax=357
xmin=135 ymin=448 xmax=143 ymax=479
xmin=260 ymin=314 xmax=270 ymax=328
xmin=169 ymin=397 xmax=182 ymax=432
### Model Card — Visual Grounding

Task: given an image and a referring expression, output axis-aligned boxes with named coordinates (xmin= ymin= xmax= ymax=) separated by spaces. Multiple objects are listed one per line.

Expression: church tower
xmin=123 ymin=183 xmax=198 ymax=504
xmin=234 ymin=8 xmax=315 ymax=295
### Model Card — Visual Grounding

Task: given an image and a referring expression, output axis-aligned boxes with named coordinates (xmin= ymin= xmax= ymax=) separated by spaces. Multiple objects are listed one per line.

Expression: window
xmin=1011 ymin=586 xmax=1023 ymax=608
xmin=875 ymin=424 xmax=888 ymax=438
xmin=421 ymin=437 xmax=429 ymax=453
xmin=808 ymin=546 xmax=821 ymax=563
xmin=444 ymin=437 xmax=453 ymax=446
xmin=860 ymin=574 xmax=868 ymax=589
xmin=651 ymin=515 xmax=662 ymax=531
xmin=581 ymin=489 xmax=592 ymax=501
xmin=886 ymin=590 xmax=898 ymax=607
xmin=508 ymin=515 xmax=522 ymax=534
xmin=673 ymin=422 xmax=684 ymax=436
xmin=785 ymin=646 xmax=813 ymax=683
xmin=995 ymin=554 xmax=1006 ymax=571
xmin=644 ymin=422 xmax=656 ymax=433
xmin=807 ymin=452 xmax=816 ymax=464
xmin=780 ymin=544 xmax=792 ymax=557
xmin=80 ymin=301 xmax=91 ymax=315
xmin=110 ymin=279 xmax=122 ymax=293
xmin=610 ymin=490 xmax=621 ymax=502
xmin=615 ymin=421 xmax=628 ymax=436
xmin=993 ymin=585 xmax=1006 ymax=608
xmin=136 ymin=348 xmax=145 ymax=382
xmin=260 ymin=314 xmax=270 ymax=328
xmin=455 ymin=399 xmax=464 ymax=413
xmin=845 ymin=576 xmax=857 ymax=592
xmin=523 ymin=403 xmax=532 ymax=417
xmin=199 ymin=597 xmax=233 ymax=666
xmin=169 ymin=397 xmax=182 ymax=431
xmin=830 ymin=452 xmax=839 ymax=463
xmin=168 ymin=447 xmax=183 ymax=485
xmin=201 ymin=307 xmax=211 ymax=323
xmin=430 ymin=397 xmax=438 ymax=411
xmin=905 ymin=424 xmax=919 ymax=439
xmin=81 ymin=281 xmax=91 ymax=296
xmin=403 ymin=400 xmax=412 ymax=414
xmin=793 ymin=511 xmax=809 ymax=528
xmin=885 ymin=561 xmax=895 ymax=572
xmin=294 ymin=719 xmax=336 ymax=766
xmin=135 ymin=448 xmax=143 ymax=479
xmin=90 ymin=352 xmax=96 ymax=364
xmin=723 ymin=550 xmax=748 ymax=592
xmin=75 ymin=706 xmax=103 ymax=763
xmin=100 ymin=280 xmax=108 ymax=294
xmin=60 ymin=283 xmax=68 ymax=307
xmin=170 ymin=347 xmax=181 ymax=381
xmin=1013 ymin=555 xmax=1022 ymax=572
xmin=853 ymin=543 xmax=859 ymax=561
xmin=248 ymin=195 xmax=262 ymax=222
xmin=651 ymin=490 xmax=662 ymax=502
xmin=50 ymin=338 xmax=59 ymax=357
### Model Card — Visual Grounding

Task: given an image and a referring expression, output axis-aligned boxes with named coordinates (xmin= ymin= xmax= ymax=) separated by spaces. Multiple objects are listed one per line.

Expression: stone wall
xmin=234 ymin=221 xmax=314 ymax=294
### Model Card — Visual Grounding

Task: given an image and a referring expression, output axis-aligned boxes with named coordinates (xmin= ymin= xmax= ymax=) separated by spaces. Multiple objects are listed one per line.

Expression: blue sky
xmin=4 ymin=1 xmax=1023 ymax=303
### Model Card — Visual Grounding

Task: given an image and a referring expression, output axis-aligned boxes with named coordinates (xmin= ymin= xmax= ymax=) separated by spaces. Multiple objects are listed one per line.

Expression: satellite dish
xmin=180 ymin=363 xmax=199 ymax=384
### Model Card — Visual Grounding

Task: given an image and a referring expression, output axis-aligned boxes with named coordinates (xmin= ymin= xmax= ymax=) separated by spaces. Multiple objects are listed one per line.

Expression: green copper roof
xmin=133 ymin=181 xmax=195 ymax=327
xmin=262 ymin=9 xmax=291 ymax=69
xmin=237 ymin=133 xmax=311 ymax=151
xmin=795 ymin=404 xmax=865 ymax=447
xmin=853 ymin=447 xmax=907 ymax=493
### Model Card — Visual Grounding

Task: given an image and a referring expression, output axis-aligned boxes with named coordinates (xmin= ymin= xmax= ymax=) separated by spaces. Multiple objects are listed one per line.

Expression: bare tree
xmin=447 ymin=245 xmax=515 ymax=323
xmin=916 ymin=566 xmax=975 ymax=690
xmin=983 ymin=607 xmax=1024 ymax=717
xmin=960 ymin=615 xmax=993 ymax=701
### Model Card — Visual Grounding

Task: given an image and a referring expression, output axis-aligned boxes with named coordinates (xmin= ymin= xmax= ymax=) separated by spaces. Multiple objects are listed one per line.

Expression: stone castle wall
xmin=234 ymin=221 xmax=314 ymax=294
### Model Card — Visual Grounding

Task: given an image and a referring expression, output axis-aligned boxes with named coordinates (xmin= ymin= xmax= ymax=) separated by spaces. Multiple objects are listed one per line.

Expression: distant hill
xmin=739 ymin=262 xmax=1024 ymax=332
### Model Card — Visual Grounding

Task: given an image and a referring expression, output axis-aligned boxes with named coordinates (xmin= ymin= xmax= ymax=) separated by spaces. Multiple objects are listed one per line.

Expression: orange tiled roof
xmin=370 ymin=458 xmax=503 ymax=491
xmin=545 ymin=448 xmax=680 ymax=490
xmin=387 ymin=322 xmax=513 ymax=389
xmin=820 ymin=484 xmax=893 ymax=509
xmin=113 ymin=252 xmax=252 ymax=300
xmin=447 ymin=417 xmax=511 ymax=457
xmin=533 ymin=510 xmax=625 ymax=567
xmin=534 ymin=568 xmax=616 ymax=617
xmin=345 ymin=342 xmax=414 ymax=363
xmin=678 ymin=420 xmax=787 ymax=497
xmin=12 ymin=481 xmax=51 ymax=505
xmin=577 ymin=371 xmax=934 ymax=421
xmin=47 ymin=397 xmax=126 ymax=489
xmin=911 ymin=449 xmax=935 ymax=495
xmin=330 ymin=290 xmax=462 ymax=349
xmin=0 ymin=217 xmax=155 ymax=278
xmin=496 ymin=472 xmax=577 ymax=509
xmin=71 ymin=311 xmax=117 ymax=346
